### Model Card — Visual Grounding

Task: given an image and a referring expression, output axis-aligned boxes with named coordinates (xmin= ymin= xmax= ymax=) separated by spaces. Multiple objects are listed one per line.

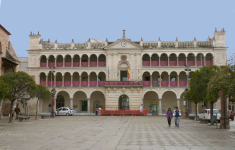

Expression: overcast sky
xmin=0 ymin=0 xmax=234 ymax=59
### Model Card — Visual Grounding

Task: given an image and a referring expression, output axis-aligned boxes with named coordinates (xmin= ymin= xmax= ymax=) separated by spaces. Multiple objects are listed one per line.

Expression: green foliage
xmin=0 ymin=77 xmax=9 ymax=101
xmin=1 ymin=71 xmax=37 ymax=123
xmin=35 ymin=85 xmax=51 ymax=100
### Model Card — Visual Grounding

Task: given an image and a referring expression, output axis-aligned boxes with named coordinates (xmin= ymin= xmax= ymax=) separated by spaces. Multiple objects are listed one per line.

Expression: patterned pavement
xmin=0 ymin=116 xmax=235 ymax=150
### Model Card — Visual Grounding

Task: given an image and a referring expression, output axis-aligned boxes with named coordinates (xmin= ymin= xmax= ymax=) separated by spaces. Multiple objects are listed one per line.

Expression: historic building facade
xmin=27 ymin=29 xmax=227 ymax=115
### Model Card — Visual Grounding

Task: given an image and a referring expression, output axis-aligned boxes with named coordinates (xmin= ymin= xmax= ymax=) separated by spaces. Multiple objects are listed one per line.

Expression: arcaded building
xmin=27 ymin=29 xmax=227 ymax=115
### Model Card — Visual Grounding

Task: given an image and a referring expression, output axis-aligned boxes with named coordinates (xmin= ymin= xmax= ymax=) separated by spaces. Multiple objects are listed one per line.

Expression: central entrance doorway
xmin=56 ymin=95 xmax=65 ymax=109
xmin=119 ymin=95 xmax=129 ymax=110
xmin=82 ymin=101 xmax=87 ymax=111
xmin=120 ymin=70 xmax=128 ymax=81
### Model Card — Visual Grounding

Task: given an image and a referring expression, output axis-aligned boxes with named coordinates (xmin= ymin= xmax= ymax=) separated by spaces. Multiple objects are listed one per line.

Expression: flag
xmin=128 ymin=67 xmax=130 ymax=80
xmin=117 ymin=69 xmax=119 ymax=79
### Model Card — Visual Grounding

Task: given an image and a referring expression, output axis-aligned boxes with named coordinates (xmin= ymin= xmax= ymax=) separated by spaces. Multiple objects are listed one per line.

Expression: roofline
xmin=0 ymin=24 xmax=11 ymax=35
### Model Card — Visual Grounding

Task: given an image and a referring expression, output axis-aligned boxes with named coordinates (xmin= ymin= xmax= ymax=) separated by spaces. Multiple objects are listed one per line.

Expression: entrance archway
xmin=56 ymin=95 xmax=65 ymax=108
xmin=119 ymin=95 xmax=129 ymax=110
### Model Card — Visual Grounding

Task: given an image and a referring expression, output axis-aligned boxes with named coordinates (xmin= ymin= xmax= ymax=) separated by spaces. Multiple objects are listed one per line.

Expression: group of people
xmin=11 ymin=105 xmax=21 ymax=119
xmin=166 ymin=107 xmax=181 ymax=127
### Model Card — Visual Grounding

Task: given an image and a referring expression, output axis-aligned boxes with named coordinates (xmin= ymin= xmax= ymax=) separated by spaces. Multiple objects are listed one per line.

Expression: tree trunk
xmin=9 ymin=101 xmax=13 ymax=123
xmin=35 ymin=98 xmax=39 ymax=120
xmin=210 ymin=101 xmax=214 ymax=125
xmin=195 ymin=103 xmax=198 ymax=121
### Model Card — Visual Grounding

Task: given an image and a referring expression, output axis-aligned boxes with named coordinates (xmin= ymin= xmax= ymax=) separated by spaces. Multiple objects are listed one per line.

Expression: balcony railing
xmin=170 ymin=61 xmax=177 ymax=66
xmin=40 ymin=63 xmax=46 ymax=67
xmin=64 ymin=81 xmax=71 ymax=86
xmin=90 ymin=62 xmax=97 ymax=67
xmin=99 ymin=61 xmax=106 ymax=66
xmin=90 ymin=81 xmax=97 ymax=86
xmin=73 ymin=62 xmax=80 ymax=67
xmin=105 ymin=81 xmax=143 ymax=86
xmin=160 ymin=61 xmax=168 ymax=66
xmin=187 ymin=61 xmax=195 ymax=66
xmin=73 ymin=81 xmax=79 ymax=86
xmin=151 ymin=61 xmax=159 ymax=66
xmin=81 ymin=62 xmax=88 ymax=67
xmin=178 ymin=61 xmax=186 ymax=66
xmin=57 ymin=62 xmax=63 ymax=67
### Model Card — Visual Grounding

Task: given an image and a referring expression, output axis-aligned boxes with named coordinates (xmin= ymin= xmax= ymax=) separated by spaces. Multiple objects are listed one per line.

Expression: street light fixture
xmin=49 ymin=67 xmax=56 ymax=117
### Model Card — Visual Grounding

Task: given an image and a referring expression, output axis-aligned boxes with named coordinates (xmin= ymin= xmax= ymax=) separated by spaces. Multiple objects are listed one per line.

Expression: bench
xmin=18 ymin=116 xmax=30 ymax=122
xmin=41 ymin=115 xmax=50 ymax=119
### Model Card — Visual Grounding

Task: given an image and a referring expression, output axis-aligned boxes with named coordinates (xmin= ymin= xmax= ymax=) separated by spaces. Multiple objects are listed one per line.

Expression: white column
xmin=159 ymin=99 xmax=162 ymax=115
xmin=70 ymin=98 xmax=73 ymax=109
xmin=177 ymin=99 xmax=180 ymax=110
xmin=87 ymin=98 xmax=90 ymax=115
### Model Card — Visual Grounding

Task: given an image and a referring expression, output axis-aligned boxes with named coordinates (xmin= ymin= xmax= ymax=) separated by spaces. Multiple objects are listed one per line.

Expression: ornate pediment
xmin=104 ymin=38 xmax=143 ymax=50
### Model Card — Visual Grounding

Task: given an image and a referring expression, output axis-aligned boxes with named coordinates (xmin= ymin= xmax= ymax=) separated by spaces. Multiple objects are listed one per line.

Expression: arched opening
xmin=56 ymin=95 xmax=65 ymax=108
xmin=152 ymin=71 xmax=160 ymax=87
xmin=196 ymin=53 xmax=204 ymax=66
xmin=90 ymin=91 xmax=105 ymax=113
xmin=180 ymin=92 xmax=195 ymax=114
xmin=143 ymin=72 xmax=150 ymax=86
xmin=73 ymin=91 xmax=88 ymax=112
xmin=73 ymin=72 xmax=79 ymax=87
xmin=90 ymin=54 xmax=97 ymax=67
xmin=162 ymin=91 xmax=177 ymax=115
xmin=40 ymin=73 xmax=46 ymax=86
xmin=56 ymin=72 xmax=62 ymax=87
xmin=81 ymin=54 xmax=88 ymax=67
xmin=206 ymin=53 xmax=213 ymax=66
xmin=178 ymin=53 xmax=186 ymax=66
xmin=40 ymin=55 xmax=47 ymax=67
xmin=179 ymin=71 xmax=187 ymax=86
xmin=160 ymin=53 xmax=168 ymax=66
xmin=48 ymin=55 xmax=55 ymax=67
xmin=48 ymin=71 xmax=54 ymax=87
xmin=81 ymin=72 xmax=88 ymax=86
xmin=170 ymin=72 xmax=177 ymax=86
xmin=143 ymin=91 xmax=159 ymax=114
xmin=56 ymin=91 xmax=70 ymax=109
xmin=151 ymin=54 xmax=159 ymax=66
xmin=187 ymin=53 xmax=195 ymax=66
xmin=119 ymin=95 xmax=129 ymax=110
xmin=98 ymin=72 xmax=106 ymax=86
xmin=169 ymin=53 xmax=177 ymax=66
xmin=142 ymin=54 xmax=150 ymax=66
xmin=73 ymin=55 xmax=80 ymax=67
xmin=64 ymin=72 xmax=71 ymax=87
xmin=98 ymin=54 xmax=106 ymax=66
xmin=90 ymin=72 xmax=97 ymax=86
xmin=65 ymin=55 xmax=71 ymax=67
xmin=161 ymin=72 xmax=168 ymax=86
xmin=57 ymin=55 xmax=63 ymax=67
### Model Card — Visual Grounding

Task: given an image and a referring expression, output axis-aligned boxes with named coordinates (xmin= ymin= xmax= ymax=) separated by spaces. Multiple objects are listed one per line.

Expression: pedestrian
xmin=173 ymin=107 xmax=181 ymax=127
xmin=166 ymin=108 xmax=173 ymax=127
xmin=140 ymin=104 xmax=143 ymax=113
xmin=11 ymin=107 xmax=15 ymax=118
xmin=15 ymin=105 xmax=21 ymax=120
xmin=95 ymin=106 xmax=99 ymax=116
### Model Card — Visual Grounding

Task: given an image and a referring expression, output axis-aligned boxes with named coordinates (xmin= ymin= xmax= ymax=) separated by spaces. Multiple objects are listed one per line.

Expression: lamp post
xmin=184 ymin=64 xmax=191 ymax=118
xmin=49 ymin=67 xmax=56 ymax=117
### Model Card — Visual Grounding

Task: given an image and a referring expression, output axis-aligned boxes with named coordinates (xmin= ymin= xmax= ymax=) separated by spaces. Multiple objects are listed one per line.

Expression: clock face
xmin=121 ymin=41 xmax=127 ymax=47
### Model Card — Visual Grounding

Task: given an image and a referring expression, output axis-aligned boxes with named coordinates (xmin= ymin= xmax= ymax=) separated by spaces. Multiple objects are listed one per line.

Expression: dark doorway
xmin=119 ymin=95 xmax=129 ymax=110
xmin=121 ymin=70 xmax=128 ymax=81
xmin=82 ymin=101 xmax=87 ymax=111
xmin=56 ymin=95 xmax=65 ymax=108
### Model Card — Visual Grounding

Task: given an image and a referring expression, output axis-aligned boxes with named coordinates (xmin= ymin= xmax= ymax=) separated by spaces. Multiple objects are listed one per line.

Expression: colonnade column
xmin=186 ymin=57 xmax=188 ymax=65
xmin=159 ymin=99 xmax=162 ymax=115
xmin=97 ymin=75 xmax=98 ymax=87
xmin=97 ymin=58 xmax=99 ymax=67
xmin=195 ymin=57 xmax=197 ymax=67
xmin=88 ymin=57 xmax=90 ymax=67
xmin=177 ymin=57 xmax=179 ymax=66
xmin=70 ymin=98 xmax=73 ymax=110
xmin=46 ymin=76 xmax=48 ymax=86
xmin=159 ymin=75 xmax=161 ymax=87
xmin=177 ymin=75 xmax=179 ymax=87
xmin=87 ymin=98 xmax=90 ymax=115
xmin=79 ymin=76 xmax=81 ymax=87
xmin=54 ymin=58 xmax=56 ymax=67
xmin=177 ymin=99 xmax=180 ymax=110
xmin=187 ymin=74 xmax=189 ymax=87
xmin=71 ymin=57 xmax=73 ymax=67
xmin=88 ymin=75 xmax=90 ymax=87
xmin=159 ymin=57 xmax=161 ymax=66
xmin=62 ymin=76 xmax=64 ymax=87
xmin=54 ymin=75 xmax=56 ymax=87
xmin=80 ymin=57 xmax=82 ymax=67
xmin=204 ymin=56 xmax=206 ymax=66
xmin=63 ymin=58 xmax=65 ymax=67
xmin=150 ymin=75 xmax=152 ymax=87
xmin=46 ymin=58 xmax=48 ymax=67
xmin=71 ymin=75 xmax=73 ymax=87
xmin=168 ymin=75 xmax=170 ymax=87
xmin=168 ymin=57 xmax=169 ymax=66
xmin=150 ymin=57 xmax=151 ymax=66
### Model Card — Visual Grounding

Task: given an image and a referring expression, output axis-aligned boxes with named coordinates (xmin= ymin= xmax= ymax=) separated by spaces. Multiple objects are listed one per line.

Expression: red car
xmin=227 ymin=110 xmax=234 ymax=121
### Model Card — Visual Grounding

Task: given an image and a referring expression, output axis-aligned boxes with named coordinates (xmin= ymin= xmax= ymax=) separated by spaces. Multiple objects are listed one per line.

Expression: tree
xmin=1 ymin=72 xmax=36 ymax=123
xmin=35 ymin=85 xmax=51 ymax=120
xmin=0 ymin=78 xmax=9 ymax=101
xmin=188 ymin=65 xmax=220 ymax=123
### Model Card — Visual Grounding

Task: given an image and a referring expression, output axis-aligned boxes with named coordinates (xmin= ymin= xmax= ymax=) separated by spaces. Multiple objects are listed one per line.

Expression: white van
xmin=198 ymin=109 xmax=220 ymax=120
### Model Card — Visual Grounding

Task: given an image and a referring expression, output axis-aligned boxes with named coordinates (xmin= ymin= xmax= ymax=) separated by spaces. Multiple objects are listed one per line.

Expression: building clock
xmin=121 ymin=41 xmax=127 ymax=47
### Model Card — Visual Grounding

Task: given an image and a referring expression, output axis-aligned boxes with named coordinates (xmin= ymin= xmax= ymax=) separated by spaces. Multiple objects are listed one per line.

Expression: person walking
xmin=166 ymin=108 xmax=173 ymax=127
xmin=11 ymin=107 xmax=15 ymax=118
xmin=15 ymin=105 xmax=21 ymax=120
xmin=140 ymin=104 xmax=143 ymax=113
xmin=173 ymin=107 xmax=181 ymax=127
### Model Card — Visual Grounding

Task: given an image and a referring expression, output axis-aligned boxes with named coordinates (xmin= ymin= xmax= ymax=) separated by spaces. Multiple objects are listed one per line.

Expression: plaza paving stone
xmin=0 ymin=116 xmax=235 ymax=150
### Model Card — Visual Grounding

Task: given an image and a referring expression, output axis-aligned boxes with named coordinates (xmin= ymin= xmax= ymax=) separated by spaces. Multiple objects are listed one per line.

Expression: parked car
xmin=198 ymin=109 xmax=221 ymax=121
xmin=55 ymin=107 xmax=73 ymax=116
xmin=227 ymin=110 xmax=234 ymax=121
